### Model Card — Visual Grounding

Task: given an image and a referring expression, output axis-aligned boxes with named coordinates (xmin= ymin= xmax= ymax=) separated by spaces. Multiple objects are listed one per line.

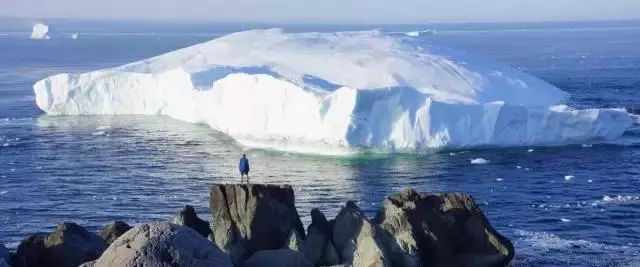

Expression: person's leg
xmin=240 ymin=173 xmax=244 ymax=183
xmin=246 ymin=173 xmax=250 ymax=184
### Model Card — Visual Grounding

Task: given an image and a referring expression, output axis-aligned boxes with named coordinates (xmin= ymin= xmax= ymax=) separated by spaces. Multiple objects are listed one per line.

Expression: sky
xmin=1 ymin=0 xmax=640 ymax=24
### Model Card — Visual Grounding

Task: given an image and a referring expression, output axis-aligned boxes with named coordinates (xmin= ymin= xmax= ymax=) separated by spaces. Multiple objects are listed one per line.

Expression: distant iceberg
xmin=71 ymin=33 xmax=79 ymax=40
xmin=30 ymin=23 xmax=50 ymax=40
xmin=405 ymin=29 xmax=436 ymax=37
xmin=33 ymin=29 xmax=632 ymax=155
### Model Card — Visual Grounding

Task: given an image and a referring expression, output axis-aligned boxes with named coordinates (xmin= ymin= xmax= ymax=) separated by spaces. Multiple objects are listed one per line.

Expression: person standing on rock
xmin=239 ymin=154 xmax=250 ymax=184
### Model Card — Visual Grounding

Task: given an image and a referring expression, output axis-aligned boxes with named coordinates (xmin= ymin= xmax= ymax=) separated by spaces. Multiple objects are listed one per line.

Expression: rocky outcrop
xmin=88 ymin=221 xmax=232 ymax=267
xmin=171 ymin=205 xmax=213 ymax=238
xmin=304 ymin=209 xmax=340 ymax=266
xmin=13 ymin=222 xmax=107 ymax=267
xmin=99 ymin=221 xmax=132 ymax=244
xmin=0 ymin=244 xmax=10 ymax=267
xmin=242 ymin=249 xmax=313 ymax=267
xmin=9 ymin=185 xmax=514 ymax=267
xmin=210 ymin=184 xmax=305 ymax=264
xmin=333 ymin=201 xmax=390 ymax=266
xmin=373 ymin=189 xmax=515 ymax=267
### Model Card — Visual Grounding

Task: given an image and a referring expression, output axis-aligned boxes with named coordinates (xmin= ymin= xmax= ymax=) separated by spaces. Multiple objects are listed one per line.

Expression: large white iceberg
xmin=34 ymin=29 xmax=632 ymax=154
xmin=30 ymin=23 xmax=50 ymax=40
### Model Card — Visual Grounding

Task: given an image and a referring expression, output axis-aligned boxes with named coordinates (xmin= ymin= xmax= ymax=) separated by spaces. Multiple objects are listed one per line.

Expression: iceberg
xmin=71 ymin=33 xmax=79 ymax=40
xmin=30 ymin=23 xmax=50 ymax=40
xmin=33 ymin=29 xmax=632 ymax=155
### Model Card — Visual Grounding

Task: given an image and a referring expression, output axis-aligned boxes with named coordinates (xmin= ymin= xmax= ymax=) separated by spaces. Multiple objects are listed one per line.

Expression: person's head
xmin=242 ymin=153 xmax=246 ymax=158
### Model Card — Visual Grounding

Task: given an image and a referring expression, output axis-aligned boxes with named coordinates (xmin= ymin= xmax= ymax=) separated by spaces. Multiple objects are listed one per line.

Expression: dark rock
xmin=89 ymin=221 xmax=232 ymax=267
xmin=14 ymin=222 xmax=107 ymax=267
xmin=373 ymin=189 xmax=515 ymax=267
xmin=210 ymin=183 xmax=305 ymax=264
xmin=0 ymin=244 xmax=10 ymax=266
xmin=171 ymin=205 xmax=213 ymax=238
xmin=99 ymin=221 xmax=131 ymax=245
xmin=332 ymin=200 xmax=390 ymax=266
xmin=304 ymin=209 xmax=339 ymax=266
xmin=242 ymin=249 xmax=313 ymax=267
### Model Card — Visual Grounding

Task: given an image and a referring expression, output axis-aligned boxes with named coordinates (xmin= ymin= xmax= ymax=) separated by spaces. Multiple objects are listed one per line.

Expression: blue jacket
xmin=239 ymin=157 xmax=250 ymax=173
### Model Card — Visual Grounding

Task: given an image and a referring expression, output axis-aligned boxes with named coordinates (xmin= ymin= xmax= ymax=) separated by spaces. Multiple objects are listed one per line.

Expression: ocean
xmin=1 ymin=19 xmax=639 ymax=266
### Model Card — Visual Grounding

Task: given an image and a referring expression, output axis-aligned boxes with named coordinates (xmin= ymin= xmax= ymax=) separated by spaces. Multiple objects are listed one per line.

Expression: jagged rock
xmin=374 ymin=190 xmax=422 ymax=266
xmin=0 ymin=244 xmax=10 ymax=266
xmin=242 ymin=249 xmax=313 ymax=267
xmin=89 ymin=221 xmax=232 ymax=267
xmin=373 ymin=189 xmax=515 ymax=267
xmin=99 ymin=221 xmax=132 ymax=244
xmin=14 ymin=222 xmax=107 ymax=267
xmin=332 ymin=201 xmax=390 ymax=267
xmin=171 ymin=205 xmax=213 ymax=238
xmin=304 ymin=209 xmax=340 ymax=266
xmin=210 ymin=184 xmax=305 ymax=264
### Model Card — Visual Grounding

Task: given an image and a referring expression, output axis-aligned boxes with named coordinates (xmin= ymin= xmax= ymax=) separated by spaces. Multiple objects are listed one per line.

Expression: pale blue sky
xmin=2 ymin=0 xmax=640 ymax=23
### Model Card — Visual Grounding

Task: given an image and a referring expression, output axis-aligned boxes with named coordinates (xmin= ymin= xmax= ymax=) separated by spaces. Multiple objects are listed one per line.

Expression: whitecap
xmin=96 ymin=125 xmax=112 ymax=130
xmin=564 ymin=175 xmax=574 ymax=180
xmin=0 ymin=191 xmax=7 ymax=195
xmin=516 ymin=165 xmax=522 ymax=169
xmin=92 ymin=131 xmax=106 ymax=136
xmin=560 ymin=218 xmax=571 ymax=222
xmin=496 ymin=178 xmax=503 ymax=181
xmin=527 ymin=148 xmax=535 ymax=153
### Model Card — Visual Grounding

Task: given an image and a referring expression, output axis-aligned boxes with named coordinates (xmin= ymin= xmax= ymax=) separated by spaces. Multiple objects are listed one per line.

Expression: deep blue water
xmin=1 ymin=20 xmax=640 ymax=266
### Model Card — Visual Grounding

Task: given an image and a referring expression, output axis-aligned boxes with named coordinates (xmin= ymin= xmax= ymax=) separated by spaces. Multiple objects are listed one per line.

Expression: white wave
xmin=515 ymin=229 xmax=632 ymax=252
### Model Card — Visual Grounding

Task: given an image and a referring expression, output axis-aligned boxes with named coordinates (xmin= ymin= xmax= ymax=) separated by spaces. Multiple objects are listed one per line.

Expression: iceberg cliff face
xmin=34 ymin=29 xmax=632 ymax=154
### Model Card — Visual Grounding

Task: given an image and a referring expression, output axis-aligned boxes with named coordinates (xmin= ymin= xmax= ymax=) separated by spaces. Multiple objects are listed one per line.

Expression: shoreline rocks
xmin=14 ymin=222 xmax=106 ymax=267
xmin=6 ymin=184 xmax=514 ymax=267
xmin=210 ymin=184 xmax=305 ymax=264
xmin=98 ymin=221 xmax=131 ymax=245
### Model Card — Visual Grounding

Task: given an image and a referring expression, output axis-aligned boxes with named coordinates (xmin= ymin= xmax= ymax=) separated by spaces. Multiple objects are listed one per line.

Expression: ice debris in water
xmin=96 ymin=125 xmax=112 ymax=130
xmin=527 ymin=148 xmax=535 ymax=153
xmin=581 ymin=144 xmax=593 ymax=148
xmin=496 ymin=178 xmax=503 ymax=181
xmin=92 ymin=131 xmax=106 ymax=136
xmin=564 ymin=175 xmax=574 ymax=180
xmin=516 ymin=165 xmax=522 ymax=169
xmin=560 ymin=218 xmax=571 ymax=222
xmin=32 ymin=29 xmax=632 ymax=155
xmin=71 ymin=33 xmax=79 ymax=40
xmin=30 ymin=23 xmax=50 ymax=40
xmin=588 ymin=179 xmax=593 ymax=183
xmin=470 ymin=158 xmax=490 ymax=164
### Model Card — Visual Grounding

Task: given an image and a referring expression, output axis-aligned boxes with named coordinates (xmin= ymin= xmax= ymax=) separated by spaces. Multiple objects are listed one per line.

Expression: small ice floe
xmin=588 ymin=179 xmax=593 ymax=183
xmin=516 ymin=165 xmax=522 ymax=169
xmin=564 ymin=175 xmax=574 ymax=181
xmin=31 ymin=23 xmax=50 ymax=40
xmin=449 ymin=152 xmax=456 ymax=156
xmin=581 ymin=144 xmax=592 ymax=148
xmin=496 ymin=178 xmax=503 ymax=182
xmin=71 ymin=33 xmax=79 ymax=40
xmin=527 ymin=148 xmax=535 ymax=153
xmin=470 ymin=158 xmax=490 ymax=164
xmin=10 ymin=168 xmax=15 ymax=172
xmin=560 ymin=218 xmax=571 ymax=222
xmin=92 ymin=131 xmax=105 ymax=136
xmin=2 ymin=143 xmax=8 ymax=147
xmin=96 ymin=125 xmax=111 ymax=130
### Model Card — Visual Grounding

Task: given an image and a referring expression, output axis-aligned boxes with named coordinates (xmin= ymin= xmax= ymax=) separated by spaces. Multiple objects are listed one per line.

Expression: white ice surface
xmin=33 ymin=29 xmax=633 ymax=154
xmin=30 ymin=23 xmax=50 ymax=40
